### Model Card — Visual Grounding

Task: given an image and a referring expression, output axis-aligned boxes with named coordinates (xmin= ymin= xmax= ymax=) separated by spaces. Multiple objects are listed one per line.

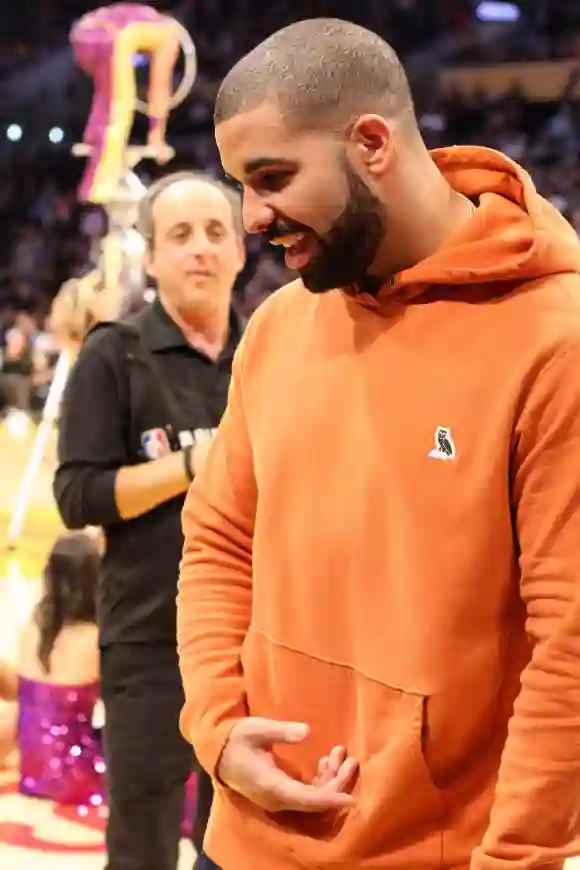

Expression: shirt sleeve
xmin=471 ymin=340 xmax=580 ymax=870
xmin=177 ymin=336 xmax=256 ymax=776
xmin=53 ymin=330 xmax=126 ymax=529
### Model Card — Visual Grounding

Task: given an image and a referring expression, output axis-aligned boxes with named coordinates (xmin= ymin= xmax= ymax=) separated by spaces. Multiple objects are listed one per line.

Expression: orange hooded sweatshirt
xmin=178 ymin=146 xmax=580 ymax=870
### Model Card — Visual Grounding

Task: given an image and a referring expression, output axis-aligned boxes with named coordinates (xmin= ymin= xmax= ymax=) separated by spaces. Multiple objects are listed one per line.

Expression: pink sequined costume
xmin=18 ymin=676 xmax=105 ymax=807
xmin=17 ymin=675 xmax=197 ymax=832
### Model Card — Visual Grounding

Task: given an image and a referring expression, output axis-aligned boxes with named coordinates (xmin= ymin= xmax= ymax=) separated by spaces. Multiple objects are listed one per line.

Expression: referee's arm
xmin=54 ymin=330 xmax=193 ymax=529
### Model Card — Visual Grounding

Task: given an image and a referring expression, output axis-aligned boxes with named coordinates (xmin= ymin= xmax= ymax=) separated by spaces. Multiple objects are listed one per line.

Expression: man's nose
xmin=242 ymin=189 xmax=275 ymax=235
xmin=189 ymin=231 xmax=213 ymax=255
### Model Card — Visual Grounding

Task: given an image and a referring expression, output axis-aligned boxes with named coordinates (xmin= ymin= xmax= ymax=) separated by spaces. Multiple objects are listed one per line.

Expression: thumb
xmin=243 ymin=718 xmax=310 ymax=746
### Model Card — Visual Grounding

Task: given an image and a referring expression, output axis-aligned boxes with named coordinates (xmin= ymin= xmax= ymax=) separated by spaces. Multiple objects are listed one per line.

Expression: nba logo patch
xmin=141 ymin=428 xmax=171 ymax=460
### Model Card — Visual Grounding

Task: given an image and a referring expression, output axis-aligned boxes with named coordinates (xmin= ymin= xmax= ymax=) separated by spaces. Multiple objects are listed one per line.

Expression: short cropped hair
xmin=214 ymin=18 xmax=414 ymax=132
xmin=137 ymin=170 xmax=243 ymax=248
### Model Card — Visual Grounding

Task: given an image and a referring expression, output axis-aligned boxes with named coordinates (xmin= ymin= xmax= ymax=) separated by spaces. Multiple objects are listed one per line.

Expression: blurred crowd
xmin=1 ymin=0 xmax=580 ymax=422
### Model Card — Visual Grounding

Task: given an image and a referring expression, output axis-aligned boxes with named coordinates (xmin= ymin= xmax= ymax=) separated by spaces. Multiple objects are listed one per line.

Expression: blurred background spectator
xmin=1 ymin=0 xmax=580 ymax=423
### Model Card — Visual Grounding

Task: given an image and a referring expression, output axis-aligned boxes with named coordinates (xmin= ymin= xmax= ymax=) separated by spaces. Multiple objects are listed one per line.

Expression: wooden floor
xmin=0 ymin=421 xmax=195 ymax=869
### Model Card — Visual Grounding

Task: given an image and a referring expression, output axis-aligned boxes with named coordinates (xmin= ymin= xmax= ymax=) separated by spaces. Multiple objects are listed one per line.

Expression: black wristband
xmin=183 ymin=445 xmax=194 ymax=482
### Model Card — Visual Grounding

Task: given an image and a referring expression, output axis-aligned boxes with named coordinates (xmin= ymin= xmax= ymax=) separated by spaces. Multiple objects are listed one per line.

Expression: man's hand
xmin=192 ymin=430 xmax=215 ymax=476
xmin=217 ymin=717 xmax=358 ymax=813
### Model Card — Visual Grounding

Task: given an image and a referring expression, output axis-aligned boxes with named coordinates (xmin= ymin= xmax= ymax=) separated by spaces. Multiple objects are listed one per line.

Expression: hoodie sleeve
xmin=471 ymin=338 xmax=580 ymax=870
xmin=177 ymin=334 xmax=256 ymax=776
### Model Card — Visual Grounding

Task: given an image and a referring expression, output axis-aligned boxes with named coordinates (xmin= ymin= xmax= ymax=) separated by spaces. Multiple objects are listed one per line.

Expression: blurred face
xmin=145 ymin=178 xmax=245 ymax=315
xmin=16 ymin=313 xmax=35 ymax=334
xmin=216 ymin=104 xmax=388 ymax=293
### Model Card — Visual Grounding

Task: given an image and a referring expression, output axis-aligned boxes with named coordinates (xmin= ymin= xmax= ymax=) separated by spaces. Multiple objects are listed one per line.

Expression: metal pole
xmin=6 ymin=350 xmax=72 ymax=549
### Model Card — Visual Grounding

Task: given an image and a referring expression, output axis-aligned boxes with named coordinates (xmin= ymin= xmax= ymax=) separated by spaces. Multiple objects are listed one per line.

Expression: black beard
xmin=261 ymin=161 xmax=386 ymax=294
xmin=301 ymin=161 xmax=386 ymax=294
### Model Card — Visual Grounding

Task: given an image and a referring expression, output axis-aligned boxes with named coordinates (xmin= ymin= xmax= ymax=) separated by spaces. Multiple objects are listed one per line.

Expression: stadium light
xmin=49 ymin=127 xmax=64 ymax=144
xmin=476 ymin=2 xmax=520 ymax=22
xmin=6 ymin=124 xmax=22 ymax=142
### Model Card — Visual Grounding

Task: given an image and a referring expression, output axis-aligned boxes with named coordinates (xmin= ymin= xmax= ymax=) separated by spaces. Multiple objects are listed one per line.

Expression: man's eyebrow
xmin=165 ymin=220 xmax=189 ymax=235
xmin=242 ymin=157 xmax=287 ymax=174
xmin=224 ymin=157 xmax=294 ymax=185
xmin=224 ymin=158 xmax=295 ymax=186
xmin=238 ymin=158 xmax=296 ymax=178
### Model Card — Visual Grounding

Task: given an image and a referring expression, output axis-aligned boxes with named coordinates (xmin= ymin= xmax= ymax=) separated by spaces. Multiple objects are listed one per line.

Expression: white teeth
xmin=271 ymin=233 xmax=305 ymax=248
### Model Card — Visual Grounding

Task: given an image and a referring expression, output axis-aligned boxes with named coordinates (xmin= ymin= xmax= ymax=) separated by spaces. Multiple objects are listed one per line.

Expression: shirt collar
xmin=142 ymin=297 xmax=243 ymax=359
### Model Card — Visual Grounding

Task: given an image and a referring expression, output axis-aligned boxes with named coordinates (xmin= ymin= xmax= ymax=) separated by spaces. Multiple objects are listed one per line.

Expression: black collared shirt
xmin=54 ymin=298 xmax=242 ymax=645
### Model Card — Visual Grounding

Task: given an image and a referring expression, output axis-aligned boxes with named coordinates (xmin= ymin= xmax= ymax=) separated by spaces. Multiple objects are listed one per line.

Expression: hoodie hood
xmin=387 ymin=146 xmax=580 ymax=293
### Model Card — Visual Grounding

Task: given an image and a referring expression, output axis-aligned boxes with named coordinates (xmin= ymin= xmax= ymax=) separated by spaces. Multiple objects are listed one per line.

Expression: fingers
xmin=328 ymin=745 xmax=347 ymax=775
xmin=224 ymin=720 xmax=358 ymax=815
xmin=314 ymin=747 xmax=358 ymax=795
xmin=314 ymin=745 xmax=346 ymax=785
xmin=262 ymin=766 xmax=356 ymax=813
xmin=264 ymin=743 xmax=357 ymax=813
xmin=239 ymin=717 xmax=310 ymax=746
xmin=317 ymin=755 xmax=329 ymax=778
xmin=192 ymin=433 xmax=215 ymax=475
xmin=325 ymin=755 xmax=358 ymax=793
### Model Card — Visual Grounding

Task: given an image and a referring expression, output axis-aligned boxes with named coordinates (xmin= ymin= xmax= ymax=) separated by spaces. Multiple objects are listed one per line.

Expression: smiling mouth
xmin=269 ymin=232 xmax=306 ymax=249
xmin=270 ymin=233 xmax=315 ymax=270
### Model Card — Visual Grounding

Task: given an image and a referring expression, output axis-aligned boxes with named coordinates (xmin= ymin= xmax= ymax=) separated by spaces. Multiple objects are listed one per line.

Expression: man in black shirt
xmin=54 ymin=171 xmax=246 ymax=870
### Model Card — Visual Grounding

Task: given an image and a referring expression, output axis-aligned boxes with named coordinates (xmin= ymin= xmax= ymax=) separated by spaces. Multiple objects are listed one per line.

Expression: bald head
xmin=137 ymin=170 xmax=243 ymax=250
xmin=214 ymin=18 xmax=414 ymax=133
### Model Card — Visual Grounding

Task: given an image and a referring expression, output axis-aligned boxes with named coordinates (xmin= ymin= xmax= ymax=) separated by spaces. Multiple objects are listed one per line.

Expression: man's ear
xmin=143 ymin=244 xmax=156 ymax=281
xmin=347 ymin=113 xmax=395 ymax=179
xmin=235 ymin=237 xmax=247 ymax=275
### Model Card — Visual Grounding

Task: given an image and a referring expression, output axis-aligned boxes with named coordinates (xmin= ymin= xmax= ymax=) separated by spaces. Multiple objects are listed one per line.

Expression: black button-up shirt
xmin=54 ymin=298 xmax=242 ymax=645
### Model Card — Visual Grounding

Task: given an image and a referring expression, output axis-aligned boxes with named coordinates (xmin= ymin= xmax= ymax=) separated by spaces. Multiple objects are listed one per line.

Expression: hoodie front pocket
xmin=240 ymin=630 xmax=447 ymax=862
xmin=347 ymin=689 xmax=447 ymax=859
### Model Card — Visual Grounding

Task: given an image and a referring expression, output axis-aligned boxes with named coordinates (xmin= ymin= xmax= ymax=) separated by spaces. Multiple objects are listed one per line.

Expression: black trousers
xmin=101 ymin=643 xmax=214 ymax=870
xmin=0 ymin=373 xmax=31 ymax=412
xmin=195 ymin=854 xmax=222 ymax=870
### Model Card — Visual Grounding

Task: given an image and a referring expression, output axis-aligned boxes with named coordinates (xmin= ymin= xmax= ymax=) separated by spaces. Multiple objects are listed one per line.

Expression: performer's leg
xmin=70 ymin=24 xmax=117 ymax=203
xmin=147 ymin=26 xmax=180 ymax=161
xmin=88 ymin=29 xmax=137 ymax=204
xmin=84 ymin=20 xmax=179 ymax=202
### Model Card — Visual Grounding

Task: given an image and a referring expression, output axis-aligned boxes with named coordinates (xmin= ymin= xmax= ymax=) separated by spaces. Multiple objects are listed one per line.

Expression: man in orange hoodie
xmin=177 ymin=18 xmax=580 ymax=870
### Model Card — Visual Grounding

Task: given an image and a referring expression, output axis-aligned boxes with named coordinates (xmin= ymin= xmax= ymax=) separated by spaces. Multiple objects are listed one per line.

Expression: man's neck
xmin=161 ymin=296 xmax=230 ymax=360
xmin=372 ymin=148 xmax=476 ymax=280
